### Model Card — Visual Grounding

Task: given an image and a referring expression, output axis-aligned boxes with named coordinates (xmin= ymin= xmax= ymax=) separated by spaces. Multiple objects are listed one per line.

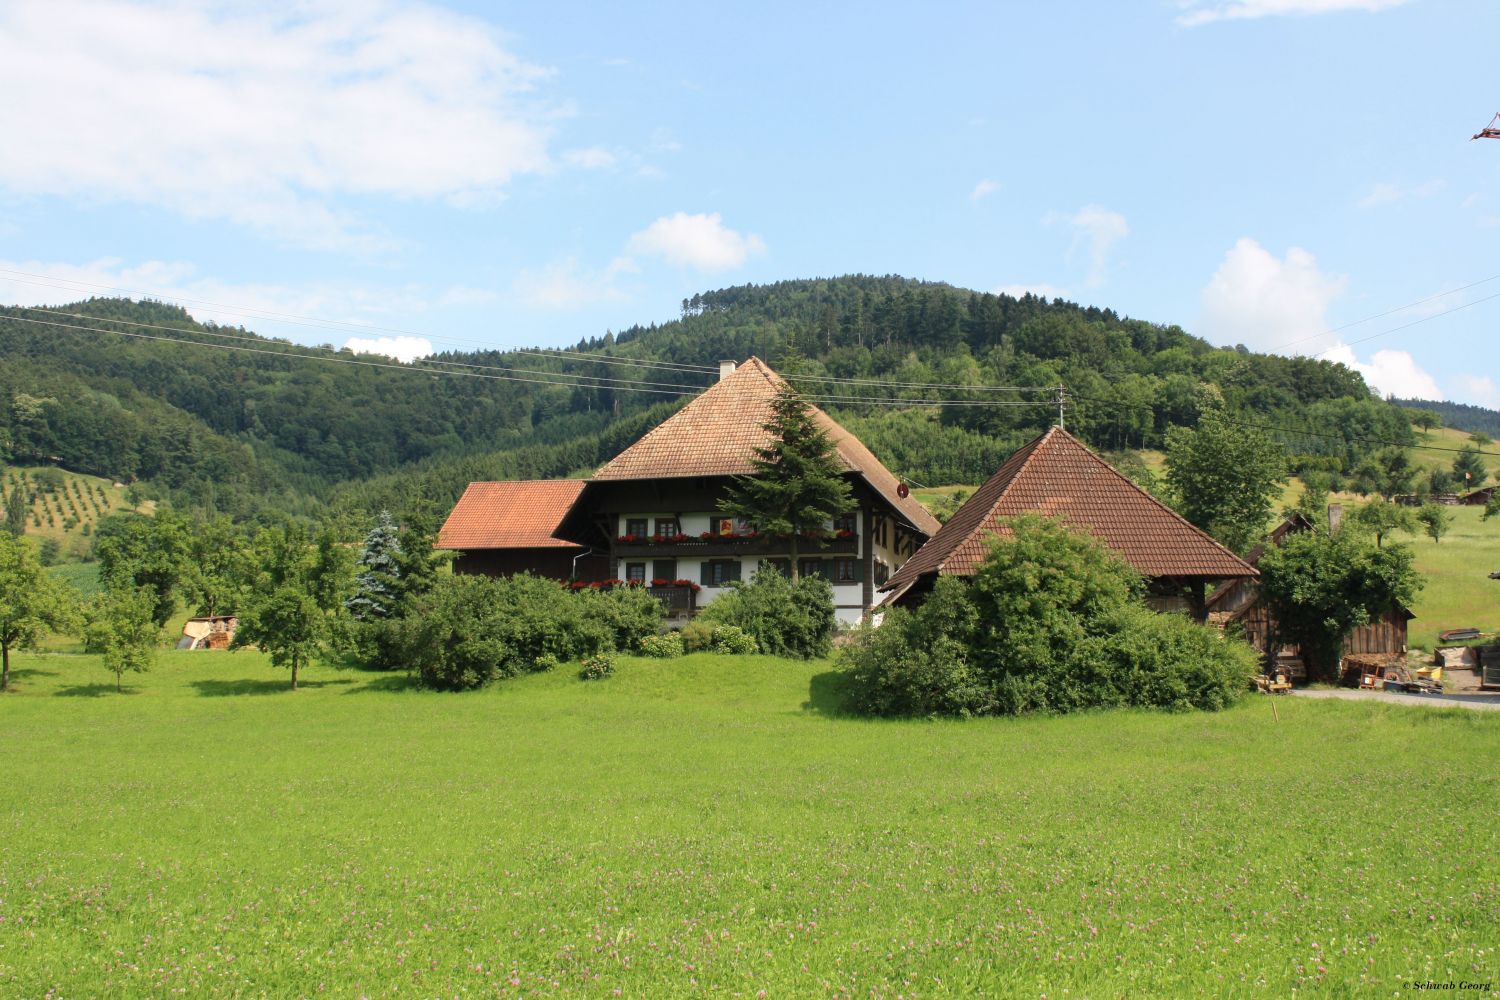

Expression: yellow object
xmin=1415 ymin=665 xmax=1442 ymax=682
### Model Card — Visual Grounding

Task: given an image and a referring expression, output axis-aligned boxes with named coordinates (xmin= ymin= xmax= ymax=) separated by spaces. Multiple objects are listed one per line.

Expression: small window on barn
xmin=625 ymin=562 xmax=646 ymax=583
xmin=653 ymin=559 xmax=677 ymax=581
xmin=833 ymin=514 xmax=857 ymax=535
xmin=625 ymin=518 xmax=648 ymax=538
xmin=832 ymin=558 xmax=860 ymax=583
xmin=799 ymin=558 xmax=826 ymax=580
xmin=874 ymin=559 xmax=889 ymax=586
xmin=654 ymin=517 xmax=679 ymax=538
xmin=763 ymin=558 xmax=791 ymax=578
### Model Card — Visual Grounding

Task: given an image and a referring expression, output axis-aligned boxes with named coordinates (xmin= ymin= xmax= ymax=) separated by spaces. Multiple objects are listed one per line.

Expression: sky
xmin=1 ymin=0 xmax=1497 ymax=407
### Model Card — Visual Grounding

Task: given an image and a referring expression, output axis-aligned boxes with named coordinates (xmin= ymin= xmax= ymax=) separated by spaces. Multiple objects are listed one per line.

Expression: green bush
xmin=711 ymin=624 xmax=758 ymax=656
xmin=532 ymin=652 xmax=560 ymax=673
xmin=841 ymin=516 xmax=1252 ymax=717
xmin=402 ymin=574 xmax=613 ymax=691
xmin=680 ymin=618 xmax=717 ymax=653
xmin=578 ymin=653 xmax=615 ymax=680
xmin=697 ymin=568 xmax=835 ymax=659
xmin=583 ymin=585 xmax=663 ymax=653
xmin=639 ymin=632 xmax=684 ymax=658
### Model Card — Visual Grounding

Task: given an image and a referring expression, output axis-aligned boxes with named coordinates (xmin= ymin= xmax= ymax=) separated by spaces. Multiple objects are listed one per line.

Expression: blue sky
xmin=1 ymin=0 xmax=1497 ymax=407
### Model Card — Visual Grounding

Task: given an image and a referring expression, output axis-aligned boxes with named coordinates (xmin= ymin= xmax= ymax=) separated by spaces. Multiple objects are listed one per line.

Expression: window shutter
xmin=850 ymin=560 xmax=864 ymax=582
xmin=700 ymin=561 xmax=712 ymax=586
xmin=729 ymin=560 xmax=742 ymax=582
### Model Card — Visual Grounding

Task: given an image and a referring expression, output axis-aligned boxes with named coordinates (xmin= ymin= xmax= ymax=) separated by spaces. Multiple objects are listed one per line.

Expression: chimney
xmin=719 ymin=359 xmax=737 ymax=381
xmin=1328 ymin=503 xmax=1343 ymax=535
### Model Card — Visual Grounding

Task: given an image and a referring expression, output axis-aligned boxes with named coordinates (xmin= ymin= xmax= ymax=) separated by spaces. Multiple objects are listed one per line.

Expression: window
xmin=701 ymin=559 xmax=741 ymax=587
xmin=799 ymin=558 xmax=825 ymax=580
xmin=833 ymin=558 xmax=860 ymax=583
xmin=833 ymin=513 xmax=858 ymax=535
xmin=625 ymin=518 xmax=648 ymax=538
xmin=653 ymin=559 xmax=677 ymax=582
xmin=874 ymin=559 xmax=890 ymax=586
xmin=625 ymin=562 xmax=646 ymax=583
xmin=763 ymin=558 xmax=791 ymax=578
xmin=654 ymin=517 xmax=679 ymax=538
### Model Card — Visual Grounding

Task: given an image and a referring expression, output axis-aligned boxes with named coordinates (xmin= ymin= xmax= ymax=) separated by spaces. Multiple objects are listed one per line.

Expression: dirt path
xmin=1291 ymin=689 xmax=1500 ymax=712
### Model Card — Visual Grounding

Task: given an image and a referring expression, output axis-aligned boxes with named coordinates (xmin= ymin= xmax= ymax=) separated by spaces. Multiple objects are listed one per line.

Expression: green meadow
xmin=3 ymin=650 xmax=1497 ymax=997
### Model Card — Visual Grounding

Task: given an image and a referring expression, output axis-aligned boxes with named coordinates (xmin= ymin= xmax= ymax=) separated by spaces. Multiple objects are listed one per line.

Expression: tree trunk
xmin=290 ymin=657 xmax=299 ymax=691
xmin=789 ymin=535 xmax=800 ymax=583
xmin=2 ymin=642 xmax=9 ymax=692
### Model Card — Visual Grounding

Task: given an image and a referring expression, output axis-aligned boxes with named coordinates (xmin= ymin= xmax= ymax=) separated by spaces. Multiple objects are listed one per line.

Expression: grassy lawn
xmin=1405 ymin=505 xmax=1500 ymax=650
xmin=2 ymin=651 xmax=1497 ymax=997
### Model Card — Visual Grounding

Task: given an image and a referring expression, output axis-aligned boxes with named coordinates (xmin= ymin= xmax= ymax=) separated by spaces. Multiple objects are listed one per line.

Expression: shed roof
xmin=436 ymin=480 xmax=587 ymax=550
xmin=591 ymin=357 xmax=940 ymax=534
xmin=881 ymin=426 xmax=1256 ymax=593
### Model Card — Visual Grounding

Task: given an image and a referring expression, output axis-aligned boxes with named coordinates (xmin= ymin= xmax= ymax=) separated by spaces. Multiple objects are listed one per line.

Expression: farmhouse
xmin=1205 ymin=512 xmax=1414 ymax=677
xmin=878 ymin=426 xmax=1256 ymax=617
xmin=438 ymin=357 xmax=941 ymax=624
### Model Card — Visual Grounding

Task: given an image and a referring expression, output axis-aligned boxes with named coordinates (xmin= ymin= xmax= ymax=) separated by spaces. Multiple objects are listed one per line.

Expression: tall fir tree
xmin=719 ymin=384 xmax=854 ymax=582
xmin=346 ymin=511 xmax=402 ymax=622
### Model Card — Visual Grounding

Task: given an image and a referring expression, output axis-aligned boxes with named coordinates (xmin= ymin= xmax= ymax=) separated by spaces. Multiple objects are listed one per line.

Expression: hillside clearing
xmin=2 ymin=651 xmax=1496 ymax=997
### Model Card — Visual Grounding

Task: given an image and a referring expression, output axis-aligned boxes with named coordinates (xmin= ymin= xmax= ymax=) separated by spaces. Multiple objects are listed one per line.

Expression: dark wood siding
xmin=453 ymin=548 xmax=608 ymax=582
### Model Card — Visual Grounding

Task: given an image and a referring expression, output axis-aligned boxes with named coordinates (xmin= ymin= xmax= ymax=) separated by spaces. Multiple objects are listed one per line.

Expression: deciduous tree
xmin=231 ymin=523 xmax=354 ymax=690
xmin=1416 ymin=503 xmax=1451 ymax=545
xmin=0 ymin=533 xmax=75 ymax=690
xmin=1164 ymin=395 xmax=1285 ymax=554
xmin=1257 ymin=528 xmax=1422 ymax=683
xmin=1350 ymin=501 xmax=1416 ymax=548
xmin=87 ymin=585 xmax=160 ymax=692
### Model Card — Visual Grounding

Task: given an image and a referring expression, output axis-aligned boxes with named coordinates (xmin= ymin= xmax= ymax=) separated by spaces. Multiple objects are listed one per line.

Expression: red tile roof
xmin=881 ymin=427 xmax=1256 ymax=592
xmin=592 ymin=357 xmax=940 ymax=534
xmin=436 ymin=480 xmax=587 ymax=550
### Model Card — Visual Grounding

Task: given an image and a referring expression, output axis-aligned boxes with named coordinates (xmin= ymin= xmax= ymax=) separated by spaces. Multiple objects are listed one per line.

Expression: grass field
xmin=2 ymin=650 xmax=1497 ymax=997
xmin=1405 ymin=505 xmax=1500 ymax=649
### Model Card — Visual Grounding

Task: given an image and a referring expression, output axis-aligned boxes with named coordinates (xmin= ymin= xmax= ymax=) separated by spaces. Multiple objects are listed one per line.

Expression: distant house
xmin=438 ymin=357 xmax=941 ymax=624
xmin=1461 ymin=486 xmax=1495 ymax=506
xmin=1205 ymin=512 xmax=1414 ymax=677
xmin=436 ymin=480 xmax=608 ymax=582
xmin=878 ymin=426 xmax=1256 ymax=618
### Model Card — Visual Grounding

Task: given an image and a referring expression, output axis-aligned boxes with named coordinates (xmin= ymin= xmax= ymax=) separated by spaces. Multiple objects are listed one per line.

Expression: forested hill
xmin=0 ymin=276 xmax=1420 ymax=521
xmin=1395 ymin=398 xmax=1500 ymax=438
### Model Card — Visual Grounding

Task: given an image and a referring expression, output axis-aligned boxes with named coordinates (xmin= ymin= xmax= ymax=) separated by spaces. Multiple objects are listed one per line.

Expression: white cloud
xmin=0 ymin=1 xmax=554 ymax=249
xmin=563 ymin=147 xmax=618 ymax=170
xmin=1178 ymin=0 xmax=1409 ymax=28
xmin=513 ymin=258 xmax=626 ymax=310
xmin=970 ymin=179 xmax=999 ymax=201
xmin=1048 ymin=205 xmax=1128 ymax=287
xmin=1358 ymin=179 xmax=1444 ymax=209
xmin=343 ymin=335 xmax=433 ymax=363
xmin=623 ymin=212 xmax=766 ymax=272
xmin=1197 ymin=237 xmax=1347 ymax=352
xmin=1321 ymin=344 xmax=1442 ymax=400
xmin=1451 ymin=374 xmax=1500 ymax=409
xmin=994 ymin=283 xmax=1070 ymax=300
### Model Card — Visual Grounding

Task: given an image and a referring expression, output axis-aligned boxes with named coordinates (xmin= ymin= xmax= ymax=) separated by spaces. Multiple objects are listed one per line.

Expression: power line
xmin=14 ymin=306 xmax=710 ymax=392
xmin=0 ymin=313 xmax=700 ymax=397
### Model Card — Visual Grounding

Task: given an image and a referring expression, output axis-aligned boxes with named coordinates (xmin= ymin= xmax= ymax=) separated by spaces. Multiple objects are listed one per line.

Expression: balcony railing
xmin=613 ymin=534 xmax=858 ymax=557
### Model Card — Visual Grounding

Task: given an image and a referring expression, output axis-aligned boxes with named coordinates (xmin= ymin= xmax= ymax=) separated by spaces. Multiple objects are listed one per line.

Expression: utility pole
xmin=1056 ymin=384 xmax=1068 ymax=430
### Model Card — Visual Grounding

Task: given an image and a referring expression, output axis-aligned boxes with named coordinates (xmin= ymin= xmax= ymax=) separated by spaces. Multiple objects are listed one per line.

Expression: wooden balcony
xmin=613 ymin=535 xmax=858 ymax=558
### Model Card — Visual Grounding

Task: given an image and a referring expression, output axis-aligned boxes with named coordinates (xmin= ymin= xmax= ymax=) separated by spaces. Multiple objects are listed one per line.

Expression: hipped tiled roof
xmin=436 ymin=480 xmax=587 ymax=550
xmin=592 ymin=357 xmax=940 ymax=534
xmin=881 ymin=427 xmax=1256 ymax=592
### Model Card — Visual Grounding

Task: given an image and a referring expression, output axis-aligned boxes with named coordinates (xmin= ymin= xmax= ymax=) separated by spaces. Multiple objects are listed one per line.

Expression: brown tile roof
xmin=436 ymin=480 xmax=587 ymax=550
xmin=881 ymin=427 xmax=1256 ymax=592
xmin=592 ymin=357 xmax=940 ymax=534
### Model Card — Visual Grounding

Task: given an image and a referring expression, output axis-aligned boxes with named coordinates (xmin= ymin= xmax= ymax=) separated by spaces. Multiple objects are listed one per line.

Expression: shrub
xmin=840 ymin=576 xmax=990 ymax=716
xmin=638 ymin=632 xmax=684 ymax=658
xmin=711 ymin=624 xmax=758 ymax=655
xmin=532 ymin=652 xmax=560 ymax=673
xmin=697 ymin=567 xmax=835 ymax=659
xmin=578 ymin=653 xmax=615 ymax=680
xmin=840 ymin=516 xmax=1251 ymax=717
xmin=680 ymin=618 xmax=717 ymax=653
xmin=583 ymin=584 xmax=664 ymax=653
xmin=401 ymin=574 xmax=613 ymax=691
